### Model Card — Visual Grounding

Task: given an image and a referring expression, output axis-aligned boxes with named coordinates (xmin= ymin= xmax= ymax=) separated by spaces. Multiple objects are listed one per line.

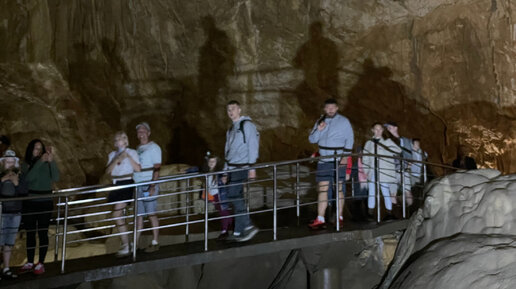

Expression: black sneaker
xmin=235 ymin=226 xmax=259 ymax=242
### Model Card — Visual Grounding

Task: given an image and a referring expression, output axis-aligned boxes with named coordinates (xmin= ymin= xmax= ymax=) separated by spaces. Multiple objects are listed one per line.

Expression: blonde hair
xmin=114 ymin=131 xmax=129 ymax=147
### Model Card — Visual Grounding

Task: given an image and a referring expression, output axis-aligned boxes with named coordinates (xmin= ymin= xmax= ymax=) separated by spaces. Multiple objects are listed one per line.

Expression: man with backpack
xmin=224 ymin=100 xmax=260 ymax=242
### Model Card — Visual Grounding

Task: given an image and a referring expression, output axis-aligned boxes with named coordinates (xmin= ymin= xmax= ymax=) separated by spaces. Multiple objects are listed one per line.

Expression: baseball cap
xmin=383 ymin=121 xmax=398 ymax=128
xmin=135 ymin=122 xmax=151 ymax=132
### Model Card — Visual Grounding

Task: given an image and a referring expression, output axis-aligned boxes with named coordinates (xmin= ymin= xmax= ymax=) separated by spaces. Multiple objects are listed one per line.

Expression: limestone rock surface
xmin=379 ymin=169 xmax=516 ymax=289
xmin=1 ymin=0 xmax=515 ymax=188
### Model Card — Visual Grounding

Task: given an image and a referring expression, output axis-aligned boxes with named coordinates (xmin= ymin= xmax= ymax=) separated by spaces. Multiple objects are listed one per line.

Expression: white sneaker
xmin=116 ymin=244 xmax=130 ymax=257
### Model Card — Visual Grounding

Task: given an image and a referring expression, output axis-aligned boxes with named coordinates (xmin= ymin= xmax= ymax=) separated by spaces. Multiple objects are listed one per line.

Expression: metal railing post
xmin=246 ymin=182 xmax=250 ymax=213
xmin=132 ymin=186 xmax=139 ymax=261
xmin=54 ymin=196 xmax=61 ymax=262
xmin=60 ymin=196 xmax=69 ymax=273
xmin=204 ymin=175 xmax=209 ymax=251
xmin=374 ymin=142 xmax=381 ymax=223
xmin=295 ymin=162 xmax=300 ymax=221
xmin=401 ymin=164 xmax=406 ymax=219
xmin=273 ymin=165 xmax=277 ymax=240
xmin=334 ymin=156 xmax=340 ymax=231
xmin=423 ymin=163 xmax=427 ymax=184
xmin=185 ymin=179 xmax=190 ymax=241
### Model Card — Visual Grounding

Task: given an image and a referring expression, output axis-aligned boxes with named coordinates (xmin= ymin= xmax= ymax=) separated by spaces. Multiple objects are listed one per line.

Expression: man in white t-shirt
xmin=133 ymin=122 xmax=162 ymax=253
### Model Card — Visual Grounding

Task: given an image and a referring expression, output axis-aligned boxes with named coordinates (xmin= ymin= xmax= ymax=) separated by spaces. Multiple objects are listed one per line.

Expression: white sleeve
xmin=128 ymin=149 xmax=140 ymax=164
xmin=152 ymin=145 xmax=162 ymax=165
xmin=107 ymin=151 xmax=116 ymax=166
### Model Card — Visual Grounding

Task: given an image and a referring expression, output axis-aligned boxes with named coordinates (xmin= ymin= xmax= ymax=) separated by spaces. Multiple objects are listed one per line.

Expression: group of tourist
xmin=0 ymin=98 xmax=430 ymax=279
xmin=307 ymin=98 xmax=428 ymax=229
xmin=0 ymin=137 xmax=59 ymax=279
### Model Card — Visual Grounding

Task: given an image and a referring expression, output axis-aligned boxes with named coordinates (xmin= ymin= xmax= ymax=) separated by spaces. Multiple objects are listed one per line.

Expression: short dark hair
xmin=371 ymin=122 xmax=383 ymax=128
xmin=227 ymin=100 xmax=240 ymax=106
xmin=324 ymin=98 xmax=337 ymax=105
xmin=412 ymin=138 xmax=421 ymax=144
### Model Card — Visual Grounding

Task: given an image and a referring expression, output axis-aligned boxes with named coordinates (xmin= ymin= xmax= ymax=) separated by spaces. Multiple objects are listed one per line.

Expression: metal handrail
xmin=0 ymin=152 xmax=459 ymax=274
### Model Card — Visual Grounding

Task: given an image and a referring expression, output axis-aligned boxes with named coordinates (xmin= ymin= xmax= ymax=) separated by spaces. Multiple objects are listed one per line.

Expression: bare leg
xmin=148 ymin=215 xmax=159 ymax=242
xmin=136 ymin=216 xmax=144 ymax=245
xmin=113 ymin=202 xmax=129 ymax=246
xmin=317 ymin=181 xmax=329 ymax=217
xmin=3 ymin=245 xmax=11 ymax=269
xmin=338 ymin=181 xmax=345 ymax=217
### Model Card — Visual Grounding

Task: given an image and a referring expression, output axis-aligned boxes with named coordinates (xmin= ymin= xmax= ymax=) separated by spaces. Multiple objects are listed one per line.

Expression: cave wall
xmin=0 ymin=0 xmax=515 ymax=187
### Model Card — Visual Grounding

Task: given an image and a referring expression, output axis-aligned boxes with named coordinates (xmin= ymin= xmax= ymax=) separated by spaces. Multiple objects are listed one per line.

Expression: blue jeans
xmin=226 ymin=170 xmax=252 ymax=234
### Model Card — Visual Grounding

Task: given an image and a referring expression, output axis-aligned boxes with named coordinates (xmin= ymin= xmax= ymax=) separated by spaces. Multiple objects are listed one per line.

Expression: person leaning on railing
xmin=18 ymin=139 xmax=60 ymax=276
xmin=0 ymin=150 xmax=28 ymax=279
xmin=105 ymin=131 xmax=141 ymax=257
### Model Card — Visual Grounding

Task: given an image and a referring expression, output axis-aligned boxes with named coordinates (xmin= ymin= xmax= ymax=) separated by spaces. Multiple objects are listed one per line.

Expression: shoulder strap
xmin=239 ymin=119 xmax=250 ymax=143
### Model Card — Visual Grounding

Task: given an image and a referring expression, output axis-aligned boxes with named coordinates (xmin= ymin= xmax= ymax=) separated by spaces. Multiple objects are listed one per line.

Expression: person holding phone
xmin=18 ymin=139 xmax=59 ymax=275
xmin=105 ymin=132 xmax=141 ymax=257
xmin=308 ymin=98 xmax=354 ymax=229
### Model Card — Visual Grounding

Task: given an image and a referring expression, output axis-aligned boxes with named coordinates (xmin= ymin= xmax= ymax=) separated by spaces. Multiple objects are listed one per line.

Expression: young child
xmin=202 ymin=153 xmax=233 ymax=240
xmin=0 ymin=150 xmax=27 ymax=279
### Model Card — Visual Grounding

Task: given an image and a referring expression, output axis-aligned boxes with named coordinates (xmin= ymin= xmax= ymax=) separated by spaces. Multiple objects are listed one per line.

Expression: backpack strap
xmin=239 ymin=119 xmax=250 ymax=144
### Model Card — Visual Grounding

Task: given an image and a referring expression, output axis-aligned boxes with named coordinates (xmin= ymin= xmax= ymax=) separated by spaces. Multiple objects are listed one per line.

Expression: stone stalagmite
xmin=379 ymin=169 xmax=516 ymax=289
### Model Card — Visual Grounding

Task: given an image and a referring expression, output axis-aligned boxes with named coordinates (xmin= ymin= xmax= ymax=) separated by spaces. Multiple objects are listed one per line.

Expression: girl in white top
xmin=105 ymin=131 xmax=141 ymax=257
xmin=363 ymin=123 xmax=402 ymax=215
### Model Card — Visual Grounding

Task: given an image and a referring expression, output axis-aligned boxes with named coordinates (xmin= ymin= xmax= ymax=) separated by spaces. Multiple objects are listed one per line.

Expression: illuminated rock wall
xmin=0 ymin=0 xmax=515 ymax=187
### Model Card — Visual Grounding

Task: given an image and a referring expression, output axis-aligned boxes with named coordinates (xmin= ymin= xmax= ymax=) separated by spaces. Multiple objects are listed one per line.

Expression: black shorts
xmin=108 ymin=179 xmax=135 ymax=203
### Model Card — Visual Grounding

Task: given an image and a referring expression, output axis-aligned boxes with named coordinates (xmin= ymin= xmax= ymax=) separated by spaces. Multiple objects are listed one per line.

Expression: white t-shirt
xmin=133 ymin=141 xmax=162 ymax=183
xmin=107 ymin=148 xmax=140 ymax=178
xmin=207 ymin=175 xmax=219 ymax=196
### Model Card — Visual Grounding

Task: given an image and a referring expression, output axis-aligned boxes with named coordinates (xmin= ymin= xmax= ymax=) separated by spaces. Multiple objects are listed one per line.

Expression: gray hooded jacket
xmin=225 ymin=116 xmax=260 ymax=169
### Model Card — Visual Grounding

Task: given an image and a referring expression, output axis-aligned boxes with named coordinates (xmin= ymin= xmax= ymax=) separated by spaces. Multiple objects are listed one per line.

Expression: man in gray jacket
xmin=308 ymin=98 xmax=354 ymax=229
xmin=224 ymin=100 xmax=260 ymax=242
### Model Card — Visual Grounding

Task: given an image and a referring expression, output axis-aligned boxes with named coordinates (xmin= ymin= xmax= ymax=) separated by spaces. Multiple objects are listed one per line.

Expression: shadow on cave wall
xmin=198 ymin=15 xmax=236 ymax=109
xmin=342 ymin=58 xmax=516 ymax=173
xmin=293 ymin=21 xmax=339 ymax=121
xmin=169 ymin=15 xmax=236 ymax=166
xmin=343 ymin=58 xmax=444 ymax=164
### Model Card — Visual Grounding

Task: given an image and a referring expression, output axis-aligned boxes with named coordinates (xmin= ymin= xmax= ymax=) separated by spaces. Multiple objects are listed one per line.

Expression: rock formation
xmin=379 ymin=169 xmax=516 ymax=289
xmin=1 ymin=0 xmax=515 ymax=187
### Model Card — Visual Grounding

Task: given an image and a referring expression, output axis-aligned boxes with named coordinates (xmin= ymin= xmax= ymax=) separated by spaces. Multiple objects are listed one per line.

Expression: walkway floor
xmin=0 ymin=207 xmax=409 ymax=289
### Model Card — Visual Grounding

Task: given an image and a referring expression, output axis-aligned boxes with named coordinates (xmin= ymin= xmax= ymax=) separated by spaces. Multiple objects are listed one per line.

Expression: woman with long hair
xmin=18 ymin=139 xmax=59 ymax=275
xmin=105 ymin=131 xmax=141 ymax=257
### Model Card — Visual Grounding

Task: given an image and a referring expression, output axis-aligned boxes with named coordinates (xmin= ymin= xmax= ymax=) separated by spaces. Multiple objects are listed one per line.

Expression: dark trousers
xmin=213 ymin=194 xmax=233 ymax=232
xmin=23 ymin=198 xmax=53 ymax=263
xmin=226 ymin=170 xmax=252 ymax=234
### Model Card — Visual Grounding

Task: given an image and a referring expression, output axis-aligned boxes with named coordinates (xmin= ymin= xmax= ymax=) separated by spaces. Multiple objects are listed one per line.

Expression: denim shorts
xmin=0 ymin=213 xmax=21 ymax=246
xmin=137 ymin=185 xmax=159 ymax=216
xmin=315 ymin=162 xmax=346 ymax=182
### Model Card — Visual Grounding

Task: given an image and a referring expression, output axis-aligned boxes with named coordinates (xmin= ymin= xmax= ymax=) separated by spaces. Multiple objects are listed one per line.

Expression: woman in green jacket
xmin=18 ymin=139 xmax=59 ymax=275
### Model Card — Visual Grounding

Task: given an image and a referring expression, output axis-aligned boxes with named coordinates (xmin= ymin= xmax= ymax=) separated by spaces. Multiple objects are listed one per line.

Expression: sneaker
xmin=18 ymin=263 xmax=34 ymax=274
xmin=33 ymin=263 xmax=45 ymax=275
xmin=2 ymin=269 xmax=18 ymax=280
xmin=116 ymin=244 xmax=130 ymax=257
xmin=235 ymin=226 xmax=259 ymax=242
xmin=225 ymin=233 xmax=241 ymax=243
xmin=308 ymin=218 xmax=326 ymax=230
xmin=217 ymin=231 xmax=229 ymax=241
xmin=144 ymin=242 xmax=160 ymax=253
